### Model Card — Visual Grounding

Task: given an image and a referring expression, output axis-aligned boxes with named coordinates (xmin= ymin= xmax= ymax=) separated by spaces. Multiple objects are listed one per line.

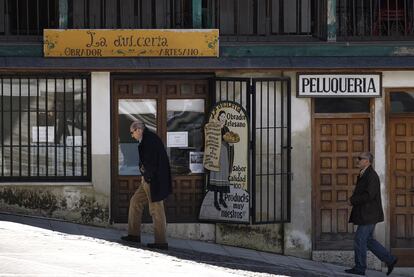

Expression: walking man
xmin=345 ymin=152 xmax=397 ymax=276
xmin=121 ymin=120 xmax=172 ymax=250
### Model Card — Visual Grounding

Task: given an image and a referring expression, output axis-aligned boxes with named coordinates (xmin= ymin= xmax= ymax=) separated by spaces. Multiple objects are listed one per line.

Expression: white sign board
xmin=297 ymin=73 xmax=381 ymax=97
xmin=167 ymin=131 xmax=188 ymax=147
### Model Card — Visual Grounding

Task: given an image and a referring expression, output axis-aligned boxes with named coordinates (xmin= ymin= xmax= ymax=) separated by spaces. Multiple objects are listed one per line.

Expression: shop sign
xmin=44 ymin=29 xmax=219 ymax=57
xmin=297 ymin=73 xmax=381 ymax=97
xmin=199 ymin=101 xmax=249 ymax=223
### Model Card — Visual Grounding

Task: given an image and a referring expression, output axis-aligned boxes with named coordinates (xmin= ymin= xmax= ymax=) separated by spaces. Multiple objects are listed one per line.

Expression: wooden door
xmin=389 ymin=117 xmax=414 ymax=266
xmin=314 ymin=118 xmax=370 ymax=249
xmin=111 ymin=78 xmax=209 ymax=223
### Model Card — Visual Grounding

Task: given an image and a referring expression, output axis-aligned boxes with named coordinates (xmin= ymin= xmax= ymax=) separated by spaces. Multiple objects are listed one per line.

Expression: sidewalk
xmin=0 ymin=212 xmax=412 ymax=277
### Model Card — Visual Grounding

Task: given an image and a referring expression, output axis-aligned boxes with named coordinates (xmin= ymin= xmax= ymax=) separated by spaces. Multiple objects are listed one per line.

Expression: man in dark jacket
xmin=345 ymin=152 xmax=397 ymax=276
xmin=121 ymin=120 xmax=172 ymax=250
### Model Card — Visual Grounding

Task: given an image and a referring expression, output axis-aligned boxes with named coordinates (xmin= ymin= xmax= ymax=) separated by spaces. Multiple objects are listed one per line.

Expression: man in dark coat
xmin=345 ymin=152 xmax=397 ymax=276
xmin=121 ymin=120 xmax=172 ymax=250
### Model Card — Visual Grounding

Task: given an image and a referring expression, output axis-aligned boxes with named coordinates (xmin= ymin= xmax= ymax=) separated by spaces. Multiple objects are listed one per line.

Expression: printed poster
xmin=199 ymin=101 xmax=249 ymax=223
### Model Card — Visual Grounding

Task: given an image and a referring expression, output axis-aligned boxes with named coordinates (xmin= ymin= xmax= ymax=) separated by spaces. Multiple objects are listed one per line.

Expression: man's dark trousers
xmin=354 ymin=224 xmax=395 ymax=273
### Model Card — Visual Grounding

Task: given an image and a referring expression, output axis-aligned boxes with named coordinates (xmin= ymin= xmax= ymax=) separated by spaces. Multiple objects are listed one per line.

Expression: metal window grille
xmin=0 ymin=75 xmax=90 ymax=181
xmin=204 ymin=0 xmax=314 ymax=41
xmin=213 ymin=77 xmax=291 ymax=224
xmin=0 ymin=0 xmax=58 ymax=36
xmin=68 ymin=0 xmax=192 ymax=29
xmin=337 ymin=0 xmax=414 ymax=39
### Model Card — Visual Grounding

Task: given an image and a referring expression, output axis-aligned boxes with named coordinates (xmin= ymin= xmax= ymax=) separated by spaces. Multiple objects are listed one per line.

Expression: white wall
xmin=91 ymin=72 xmax=111 ymax=196
xmin=383 ymin=71 xmax=414 ymax=87
xmin=284 ymin=71 xmax=312 ymax=258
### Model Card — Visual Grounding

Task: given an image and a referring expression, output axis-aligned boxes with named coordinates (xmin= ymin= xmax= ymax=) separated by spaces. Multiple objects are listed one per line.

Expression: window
xmin=0 ymin=0 xmax=59 ymax=36
xmin=337 ymin=0 xmax=414 ymax=39
xmin=390 ymin=91 xmax=414 ymax=113
xmin=166 ymin=99 xmax=205 ymax=175
xmin=314 ymin=98 xmax=370 ymax=113
xmin=0 ymin=76 xmax=89 ymax=181
xmin=203 ymin=0 xmax=314 ymax=40
xmin=68 ymin=0 xmax=192 ymax=29
xmin=118 ymin=99 xmax=157 ymax=176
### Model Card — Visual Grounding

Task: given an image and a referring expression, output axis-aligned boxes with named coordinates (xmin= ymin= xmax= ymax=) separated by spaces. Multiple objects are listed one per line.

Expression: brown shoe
xmin=147 ymin=243 xmax=168 ymax=250
xmin=121 ymin=235 xmax=140 ymax=243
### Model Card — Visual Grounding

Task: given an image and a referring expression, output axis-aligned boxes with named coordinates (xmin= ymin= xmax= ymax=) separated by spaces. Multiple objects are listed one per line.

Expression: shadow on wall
xmin=0 ymin=187 xmax=109 ymax=225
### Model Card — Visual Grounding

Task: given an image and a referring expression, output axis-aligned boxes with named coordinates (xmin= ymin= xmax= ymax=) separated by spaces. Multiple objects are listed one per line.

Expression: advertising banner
xmin=199 ymin=101 xmax=249 ymax=223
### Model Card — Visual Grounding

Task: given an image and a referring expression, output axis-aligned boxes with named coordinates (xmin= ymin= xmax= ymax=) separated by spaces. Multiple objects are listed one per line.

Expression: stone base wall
xmin=0 ymin=186 xmax=109 ymax=226
xmin=312 ymin=250 xmax=382 ymax=270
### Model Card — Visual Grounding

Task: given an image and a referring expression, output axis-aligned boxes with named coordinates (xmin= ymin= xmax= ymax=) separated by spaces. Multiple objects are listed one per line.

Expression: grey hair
xmin=130 ymin=120 xmax=145 ymax=130
xmin=360 ymin=152 xmax=374 ymax=163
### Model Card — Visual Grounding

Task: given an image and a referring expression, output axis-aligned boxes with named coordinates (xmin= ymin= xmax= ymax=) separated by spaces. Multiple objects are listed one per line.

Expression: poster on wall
xmin=199 ymin=101 xmax=249 ymax=223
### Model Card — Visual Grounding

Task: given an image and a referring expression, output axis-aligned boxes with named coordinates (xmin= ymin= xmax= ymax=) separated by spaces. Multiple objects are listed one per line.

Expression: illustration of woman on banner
xmin=208 ymin=110 xmax=238 ymax=211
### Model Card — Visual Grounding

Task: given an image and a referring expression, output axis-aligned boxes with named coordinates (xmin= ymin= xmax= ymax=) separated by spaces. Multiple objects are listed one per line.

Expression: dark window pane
xmin=314 ymin=98 xmax=370 ymax=113
xmin=0 ymin=76 xmax=89 ymax=181
xmin=390 ymin=92 xmax=414 ymax=113
xmin=166 ymin=99 xmax=205 ymax=175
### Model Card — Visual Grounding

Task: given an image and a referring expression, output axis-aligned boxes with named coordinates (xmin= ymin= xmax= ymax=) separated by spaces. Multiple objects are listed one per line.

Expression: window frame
xmin=0 ymin=73 xmax=91 ymax=182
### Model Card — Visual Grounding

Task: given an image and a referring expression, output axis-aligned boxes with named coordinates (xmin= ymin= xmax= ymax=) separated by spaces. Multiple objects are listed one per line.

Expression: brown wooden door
xmin=314 ymin=118 xmax=370 ymax=249
xmin=111 ymin=78 xmax=209 ymax=223
xmin=389 ymin=117 xmax=414 ymax=266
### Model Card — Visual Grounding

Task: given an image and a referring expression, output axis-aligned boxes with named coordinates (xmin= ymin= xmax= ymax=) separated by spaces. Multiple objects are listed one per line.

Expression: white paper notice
xmin=32 ymin=126 xmax=55 ymax=143
xmin=66 ymin=136 xmax=83 ymax=146
xmin=189 ymin=151 xmax=204 ymax=173
xmin=167 ymin=131 xmax=188 ymax=147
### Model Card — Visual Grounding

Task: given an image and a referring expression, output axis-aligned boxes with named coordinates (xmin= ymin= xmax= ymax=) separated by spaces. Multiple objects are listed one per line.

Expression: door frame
xmin=311 ymin=98 xmax=375 ymax=250
xmin=385 ymin=87 xmax=414 ymax=266
xmin=109 ymin=73 xmax=214 ymax=223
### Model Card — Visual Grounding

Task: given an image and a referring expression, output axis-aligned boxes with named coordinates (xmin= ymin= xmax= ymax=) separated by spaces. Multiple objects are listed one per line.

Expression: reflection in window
xmin=390 ymin=92 xmax=414 ymax=113
xmin=167 ymin=99 xmax=205 ymax=175
xmin=0 ymin=77 xmax=89 ymax=180
xmin=118 ymin=99 xmax=156 ymax=176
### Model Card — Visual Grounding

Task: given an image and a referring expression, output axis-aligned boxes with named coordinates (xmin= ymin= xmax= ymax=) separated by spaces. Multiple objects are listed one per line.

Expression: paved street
xmin=0 ymin=213 xmax=412 ymax=277
xmin=0 ymin=220 xmax=315 ymax=277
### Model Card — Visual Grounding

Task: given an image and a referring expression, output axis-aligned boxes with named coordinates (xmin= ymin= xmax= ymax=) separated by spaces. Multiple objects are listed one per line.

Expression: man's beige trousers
xmin=127 ymin=179 xmax=167 ymax=243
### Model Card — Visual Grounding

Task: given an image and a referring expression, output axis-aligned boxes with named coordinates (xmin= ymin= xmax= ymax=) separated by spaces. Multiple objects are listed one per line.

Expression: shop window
xmin=390 ymin=91 xmax=414 ymax=113
xmin=314 ymin=98 xmax=370 ymax=113
xmin=118 ymin=99 xmax=157 ymax=176
xmin=0 ymin=76 xmax=89 ymax=181
xmin=166 ymin=99 xmax=205 ymax=175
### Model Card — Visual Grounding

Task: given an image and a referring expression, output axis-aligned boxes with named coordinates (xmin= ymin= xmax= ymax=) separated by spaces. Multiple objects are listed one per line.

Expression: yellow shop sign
xmin=44 ymin=29 xmax=219 ymax=57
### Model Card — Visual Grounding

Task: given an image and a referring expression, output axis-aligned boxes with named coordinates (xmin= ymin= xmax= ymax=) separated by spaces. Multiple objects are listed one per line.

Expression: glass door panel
xmin=166 ymin=99 xmax=205 ymax=175
xmin=118 ymin=99 xmax=157 ymax=176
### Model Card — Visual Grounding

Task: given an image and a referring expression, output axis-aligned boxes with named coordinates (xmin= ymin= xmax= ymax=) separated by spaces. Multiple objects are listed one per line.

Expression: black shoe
xmin=214 ymin=201 xmax=221 ymax=211
xmin=219 ymin=198 xmax=228 ymax=208
xmin=344 ymin=268 xmax=365 ymax=276
xmin=387 ymin=258 xmax=398 ymax=276
xmin=121 ymin=235 xmax=141 ymax=243
xmin=147 ymin=243 xmax=168 ymax=250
